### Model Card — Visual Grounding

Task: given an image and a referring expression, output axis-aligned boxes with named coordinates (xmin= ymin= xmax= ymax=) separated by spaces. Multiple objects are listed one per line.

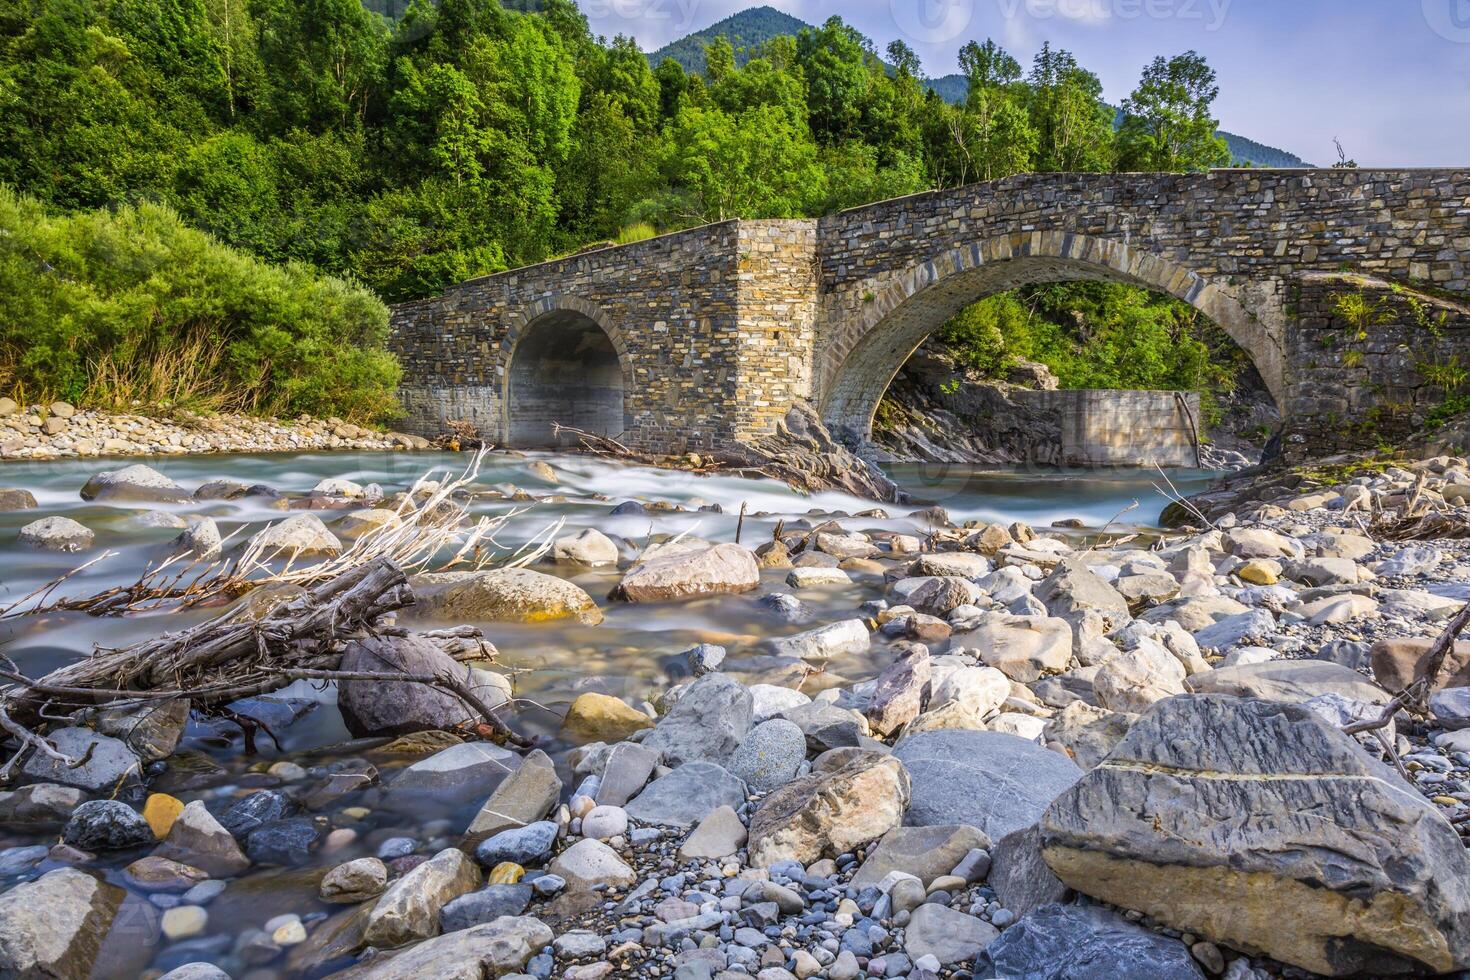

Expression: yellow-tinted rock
xmin=561 ymin=693 xmax=653 ymax=743
xmin=488 ymin=862 xmax=524 ymax=884
xmin=143 ymin=793 xmax=185 ymax=839
xmin=1236 ymin=559 xmax=1281 ymax=586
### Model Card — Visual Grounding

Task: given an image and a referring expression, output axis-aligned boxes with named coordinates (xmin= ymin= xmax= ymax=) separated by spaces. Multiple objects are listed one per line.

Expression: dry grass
xmin=82 ymin=330 xmax=258 ymax=415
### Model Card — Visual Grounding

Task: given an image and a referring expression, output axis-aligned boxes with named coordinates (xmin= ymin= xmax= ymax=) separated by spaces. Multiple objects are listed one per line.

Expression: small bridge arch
xmin=815 ymin=231 xmax=1282 ymax=442
xmin=503 ymin=295 xmax=630 ymax=448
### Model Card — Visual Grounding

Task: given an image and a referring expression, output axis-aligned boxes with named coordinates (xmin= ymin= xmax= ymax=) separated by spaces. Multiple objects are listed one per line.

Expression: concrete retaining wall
xmin=1014 ymin=390 xmax=1201 ymax=468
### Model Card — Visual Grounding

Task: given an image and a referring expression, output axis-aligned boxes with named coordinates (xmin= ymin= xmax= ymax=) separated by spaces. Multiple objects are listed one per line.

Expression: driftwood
xmin=1345 ymin=601 xmax=1470 ymax=736
xmin=0 ymin=557 xmax=531 ymax=772
xmin=1373 ymin=510 xmax=1470 ymax=541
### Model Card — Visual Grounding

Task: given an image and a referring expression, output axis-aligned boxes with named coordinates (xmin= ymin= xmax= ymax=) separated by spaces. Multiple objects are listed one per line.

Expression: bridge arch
xmin=503 ymin=296 xmax=630 ymax=448
xmin=816 ymin=231 xmax=1284 ymax=442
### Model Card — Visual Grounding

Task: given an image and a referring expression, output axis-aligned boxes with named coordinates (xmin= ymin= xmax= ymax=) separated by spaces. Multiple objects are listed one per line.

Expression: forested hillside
xmin=649 ymin=5 xmax=807 ymax=71
xmin=1 ymin=0 xmax=1280 ymax=415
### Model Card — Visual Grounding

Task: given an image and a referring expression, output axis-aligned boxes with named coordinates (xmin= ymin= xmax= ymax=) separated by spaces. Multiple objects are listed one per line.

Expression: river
xmin=0 ymin=450 xmax=1220 ymax=972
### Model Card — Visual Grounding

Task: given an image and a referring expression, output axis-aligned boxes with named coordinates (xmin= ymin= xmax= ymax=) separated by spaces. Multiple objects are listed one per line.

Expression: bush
xmin=0 ymin=186 xmax=400 ymax=422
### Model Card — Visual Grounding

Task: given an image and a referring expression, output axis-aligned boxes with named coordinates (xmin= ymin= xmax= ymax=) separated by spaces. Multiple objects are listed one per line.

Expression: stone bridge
xmin=390 ymin=169 xmax=1470 ymax=457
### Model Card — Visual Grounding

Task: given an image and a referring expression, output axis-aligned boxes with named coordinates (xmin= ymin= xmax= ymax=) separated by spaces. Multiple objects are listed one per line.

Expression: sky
xmin=578 ymin=0 xmax=1470 ymax=167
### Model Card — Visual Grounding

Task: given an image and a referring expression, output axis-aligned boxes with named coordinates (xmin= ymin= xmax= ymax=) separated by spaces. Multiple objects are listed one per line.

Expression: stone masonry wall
xmin=390 ymin=169 xmax=1470 ymax=458
xmin=1013 ymin=390 xmax=1202 ymax=468
xmin=1284 ymin=273 xmax=1470 ymax=456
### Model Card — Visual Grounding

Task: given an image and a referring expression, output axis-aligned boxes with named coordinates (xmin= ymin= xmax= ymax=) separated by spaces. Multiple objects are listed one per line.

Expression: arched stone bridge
xmin=390 ymin=169 xmax=1470 ymax=456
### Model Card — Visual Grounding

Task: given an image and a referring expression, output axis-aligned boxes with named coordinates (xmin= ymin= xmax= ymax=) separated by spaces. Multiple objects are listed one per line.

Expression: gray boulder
xmin=1186 ymin=659 xmax=1389 ymax=706
xmin=337 ymin=634 xmax=508 ymax=738
xmin=1039 ymin=695 xmax=1470 ymax=977
xmin=80 ymin=463 xmax=189 ymax=503
xmin=974 ymin=903 xmax=1205 ymax=979
xmin=642 ymin=673 xmax=752 ymax=766
xmin=18 ymin=516 xmax=94 ymax=552
xmin=747 ymin=751 xmax=908 ymax=867
xmin=625 ymin=761 xmax=747 ymax=828
xmin=727 ymin=719 xmax=807 ymax=793
xmin=386 ymin=742 xmax=520 ymax=809
xmin=0 ymin=868 xmax=139 ymax=978
xmin=988 ymin=824 xmax=1069 ymax=917
xmin=893 ymin=730 xmax=1081 ymax=839
xmin=63 ymin=800 xmax=155 ymax=851
xmin=20 ymin=726 xmax=139 ymax=791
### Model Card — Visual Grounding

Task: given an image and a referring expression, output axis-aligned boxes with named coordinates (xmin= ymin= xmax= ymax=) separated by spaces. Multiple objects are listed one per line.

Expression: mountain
xmin=654 ymin=7 xmax=1311 ymax=169
xmin=649 ymin=6 xmax=809 ymax=72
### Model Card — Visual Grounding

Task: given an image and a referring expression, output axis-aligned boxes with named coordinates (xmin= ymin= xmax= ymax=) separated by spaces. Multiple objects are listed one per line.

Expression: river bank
xmin=0 ymin=401 xmax=434 ymax=460
xmin=0 ymin=449 xmax=1469 ymax=979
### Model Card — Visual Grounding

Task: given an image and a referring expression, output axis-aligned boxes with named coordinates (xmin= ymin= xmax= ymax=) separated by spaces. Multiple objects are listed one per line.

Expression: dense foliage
xmin=0 ymin=187 xmax=399 ymax=420
xmin=0 ymin=0 xmax=1252 ymax=417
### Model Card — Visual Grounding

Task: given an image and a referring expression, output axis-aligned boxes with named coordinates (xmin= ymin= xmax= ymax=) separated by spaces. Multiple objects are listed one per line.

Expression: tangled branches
xmin=0 ymin=448 xmax=563 ymax=619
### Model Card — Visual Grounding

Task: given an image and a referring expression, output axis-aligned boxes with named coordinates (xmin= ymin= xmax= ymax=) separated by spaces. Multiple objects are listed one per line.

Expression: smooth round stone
xmin=322 ymin=828 xmax=357 ymax=853
xmin=581 ymin=806 xmax=629 ymax=840
xmin=161 ymin=905 xmax=209 ymax=940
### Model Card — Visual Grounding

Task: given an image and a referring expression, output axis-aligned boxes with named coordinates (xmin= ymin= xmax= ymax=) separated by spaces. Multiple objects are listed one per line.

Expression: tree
xmin=253 ymin=0 xmax=386 ymax=132
xmin=796 ymin=16 xmax=871 ymax=144
xmin=664 ymin=103 xmax=825 ymax=222
xmin=958 ymin=38 xmax=1021 ymax=94
xmin=1026 ymin=43 xmax=1114 ymax=173
xmin=1116 ymin=51 xmax=1229 ymax=172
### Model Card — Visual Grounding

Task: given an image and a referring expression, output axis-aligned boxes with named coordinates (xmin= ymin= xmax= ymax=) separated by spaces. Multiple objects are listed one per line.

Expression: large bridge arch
xmin=815 ymin=231 xmax=1284 ymax=441
xmin=503 ymin=295 xmax=631 ymax=447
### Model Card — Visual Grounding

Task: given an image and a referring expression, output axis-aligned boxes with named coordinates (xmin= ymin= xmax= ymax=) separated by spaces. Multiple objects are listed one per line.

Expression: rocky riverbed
xmin=2 ymin=452 xmax=1470 ymax=979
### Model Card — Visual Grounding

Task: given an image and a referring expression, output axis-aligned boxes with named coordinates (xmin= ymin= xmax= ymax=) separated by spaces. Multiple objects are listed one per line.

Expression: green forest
xmin=0 ymin=0 xmax=1249 ymax=420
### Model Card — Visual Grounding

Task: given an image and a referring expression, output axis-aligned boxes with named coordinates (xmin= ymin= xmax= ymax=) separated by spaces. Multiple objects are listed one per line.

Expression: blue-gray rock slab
xmin=974 ymin=902 xmax=1205 ymax=979
xmin=891 ymin=730 xmax=1081 ymax=839
xmin=625 ymin=761 xmax=747 ymax=828
xmin=1038 ymin=694 xmax=1470 ymax=977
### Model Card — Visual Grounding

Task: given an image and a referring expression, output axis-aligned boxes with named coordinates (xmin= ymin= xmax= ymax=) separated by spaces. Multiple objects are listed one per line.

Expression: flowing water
xmin=0 ymin=450 xmax=1220 ymax=972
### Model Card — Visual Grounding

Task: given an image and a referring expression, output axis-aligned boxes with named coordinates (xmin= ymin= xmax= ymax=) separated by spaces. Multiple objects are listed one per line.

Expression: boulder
xmin=928 ymin=665 xmax=1009 ymax=720
xmin=814 ymin=530 xmax=877 ymax=559
xmin=560 ymin=693 xmax=653 ymax=743
xmin=1042 ymin=701 xmax=1136 ymax=771
xmin=785 ymin=566 xmax=852 ymax=588
xmin=625 ymin=762 xmax=747 ymax=829
xmin=892 ymin=730 xmax=1081 ymax=840
xmin=1036 ymin=560 xmax=1131 ymax=636
xmin=363 ymin=847 xmax=482 ymax=948
xmin=438 ymin=884 xmax=532 ymax=931
xmin=548 ymin=838 xmax=636 ymax=892
xmin=678 ymin=805 xmax=749 ymax=861
xmin=321 ymin=858 xmax=390 ymax=903
xmin=1371 ymin=637 xmax=1470 ymax=694
xmin=154 ymin=801 xmax=250 ymax=877
xmin=0 ymin=868 xmax=139 ymax=978
xmin=909 ymin=552 xmax=991 ymax=578
xmin=1092 ymin=638 xmax=1187 ymax=714
xmin=553 ymin=528 xmax=620 ymax=567
xmin=462 ymin=749 xmax=561 ymax=847
xmin=1139 ymin=594 xmax=1249 ymax=632
xmin=642 ymin=673 xmax=753 ymax=766
xmin=248 ymin=513 xmax=341 ymax=558
xmin=1039 ymin=694 xmax=1470 ymax=976
xmin=906 ymin=576 xmax=985 ymax=616
xmin=337 ymin=634 xmax=509 ymax=738
xmin=865 ymin=646 xmax=931 ymax=736
xmin=386 ymin=742 xmax=520 ymax=808
xmin=903 ymin=903 xmax=998 ymax=966
xmin=0 ymin=783 xmax=88 ymax=831
xmin=613 ymin=543 xmax=759 ymax=602
xmin=988 ymin=824 xmax=1068 ymax=917
xmin=80 ymin=464 xmax=189 ymax=503
xmin=1187 ymin=659 xmax=1390 ymax=706
xmin=409 ymin=567 xmax=602 ymax=624
xmin=851 ymin=824 xmax=990 ymax=888
xmin=94 ymin=698 xmax=190 ymax=762
xmin=728 ymin=719 xmax=807 ymax=793
xmin=18 ymin=516 xmax=94 ymax=552
xmin=0 ymin=488 xmax=37 ymax=510
xmin=20 ymin=726 xmax=138 ymax=791
xmin=63 ymin=800 xmax=155 ymax=851
xmin=974 ymin=903 xmax=1206 ymax=979
xmin=594 ymin=742 xmax=660 ymax=806
xmin=329 ymin=916 xmax=550 ymax=980
xmin=747 ymin=751 xmax=908 ymax=867
xmin=1223 ymin=526 xmax=1301 ymax=559
xmin=970 ymin=615 xmax=1073 ymax=682
xmin=473 ymin=821 xmax=558 ymax=868
xmin=764 ymin=619 xmax=870 ymax=661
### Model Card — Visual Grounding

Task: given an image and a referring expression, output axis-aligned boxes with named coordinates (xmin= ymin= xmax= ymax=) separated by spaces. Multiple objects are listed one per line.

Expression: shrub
xmin=0 ymin=186 xmax=400 ymax=422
